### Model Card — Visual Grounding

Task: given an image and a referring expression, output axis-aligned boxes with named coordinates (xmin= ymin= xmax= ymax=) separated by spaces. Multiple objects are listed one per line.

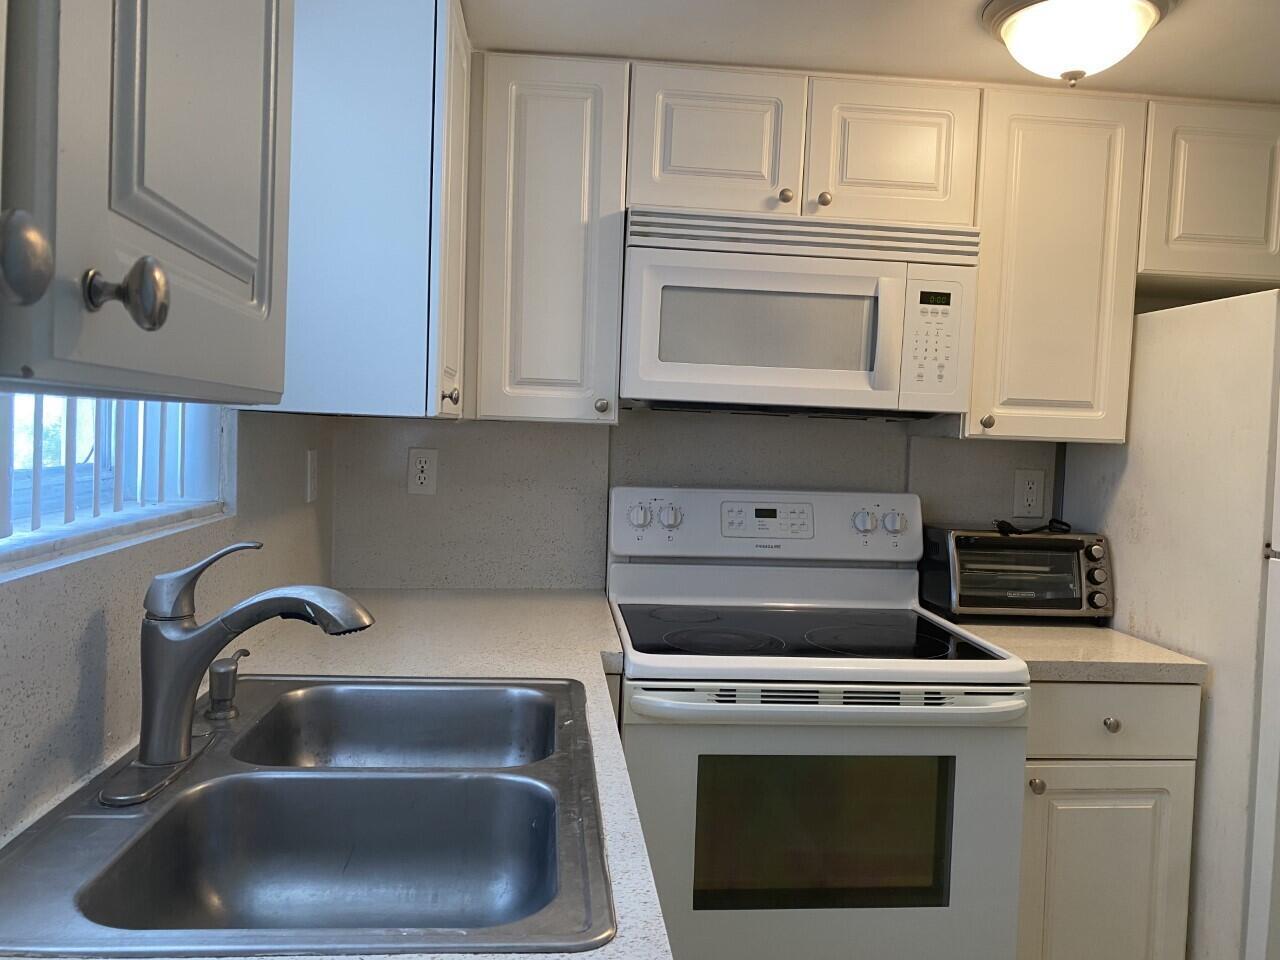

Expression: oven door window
xmin=692 ymin=754 xmax=954 ymax=910
xmin=956 ymin=548 xmax=1082 ymax=609
xmin=657 ymin=286 xmax=878 ymax=372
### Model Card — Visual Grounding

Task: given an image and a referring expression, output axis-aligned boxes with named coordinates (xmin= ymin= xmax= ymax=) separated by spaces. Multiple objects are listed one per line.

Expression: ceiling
xmin=461 ymin=0 xmax=1280 ymax=104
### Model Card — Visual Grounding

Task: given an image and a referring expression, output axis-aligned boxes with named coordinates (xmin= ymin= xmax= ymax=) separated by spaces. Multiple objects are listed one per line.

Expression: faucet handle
xmin=143 ymin=541 xmax=263 ymax=619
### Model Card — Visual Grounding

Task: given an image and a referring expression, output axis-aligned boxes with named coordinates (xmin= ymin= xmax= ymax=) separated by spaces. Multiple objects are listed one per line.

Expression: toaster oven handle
xmin=627 ymin=693 xmax=1028 ymax=726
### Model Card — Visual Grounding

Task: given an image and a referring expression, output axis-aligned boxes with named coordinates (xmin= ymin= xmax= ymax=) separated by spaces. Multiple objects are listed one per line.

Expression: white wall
xmin=0 ymin=411 xmax=335 ymax=844
xmin=330 ymin=408 xmax=1058 ymax=589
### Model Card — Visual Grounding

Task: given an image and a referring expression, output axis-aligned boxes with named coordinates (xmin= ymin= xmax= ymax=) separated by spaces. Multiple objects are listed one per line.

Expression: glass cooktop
xmin=618 ymin=604 xmax=1001 ymax=660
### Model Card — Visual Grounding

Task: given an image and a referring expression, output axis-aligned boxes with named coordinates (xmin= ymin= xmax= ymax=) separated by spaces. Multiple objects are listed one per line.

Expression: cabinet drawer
xmin=1027 ymin=683 xmax=1200 ymax=759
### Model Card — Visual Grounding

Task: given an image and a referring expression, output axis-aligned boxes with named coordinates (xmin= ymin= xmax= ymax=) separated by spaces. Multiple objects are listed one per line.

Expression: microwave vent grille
xmin=627 ymin=207 xmax=979 ymax=266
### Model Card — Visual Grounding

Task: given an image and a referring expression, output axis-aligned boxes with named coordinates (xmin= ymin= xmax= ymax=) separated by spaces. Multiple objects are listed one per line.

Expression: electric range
xmin=608 ymin=486 xmax=1029 ymax=960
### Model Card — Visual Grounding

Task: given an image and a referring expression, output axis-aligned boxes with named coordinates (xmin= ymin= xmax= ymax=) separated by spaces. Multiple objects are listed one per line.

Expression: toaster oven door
xmin=952 ymin=538 xmax=1084 ymax=612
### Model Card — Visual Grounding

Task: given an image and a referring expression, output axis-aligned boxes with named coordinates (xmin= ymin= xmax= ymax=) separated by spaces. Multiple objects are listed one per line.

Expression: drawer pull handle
xmin=1102 ymin=716 xmax=1122 ymax=733
xmin=1029 ymin=778 xmax=1047 ymax=795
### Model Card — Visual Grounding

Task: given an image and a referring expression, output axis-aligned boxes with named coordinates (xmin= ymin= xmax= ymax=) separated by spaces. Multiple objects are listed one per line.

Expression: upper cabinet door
xmin=627 ymin=63 xmax=806 ymax=214
xmin=805 ymin=78 xmax=979 ymax=225
xmin=1140 ymin=101 xmax=1280 ymax=283
xmin=969 ymin=90 xmax=1146 ymax=442
xmin=476 ymin=55 xmax=627 ymax=423
xmin=0 ymin=0 xmax=293 ymax=403
xmin=426 ymin=0 xmax=472 ymax=418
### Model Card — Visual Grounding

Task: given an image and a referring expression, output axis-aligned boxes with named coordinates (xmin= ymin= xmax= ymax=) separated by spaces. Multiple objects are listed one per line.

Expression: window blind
xmin=0 ymin=393 xmax=222 ymax=550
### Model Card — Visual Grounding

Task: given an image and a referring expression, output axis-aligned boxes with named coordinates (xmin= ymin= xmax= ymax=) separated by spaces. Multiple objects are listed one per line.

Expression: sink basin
xmin=231 ymin=683 xmax=557 ymax=768
xmin=78 ymin=773 xmax=557 ymax=930
xmin=0 ymin=677 xmax=613 ymax=955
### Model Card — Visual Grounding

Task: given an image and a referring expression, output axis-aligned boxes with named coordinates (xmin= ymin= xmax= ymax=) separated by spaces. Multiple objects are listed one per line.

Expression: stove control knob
xmin=1085 ymin=543 xmax=1106 ymax=562
xmin=627 ymin=504 xmax=651 ymax=528
xmin=852 ymin=510 xmax=878 ymax=534
xmin=1088 ymin=591 xmax=1110 ymax=609
xmin=658 ymin=505 xmax=683 ymax=530
xmin=881 ymin=511 xmax=906 ymax=535
xmin=1087 ymin=567 xmax=1109 ymax=585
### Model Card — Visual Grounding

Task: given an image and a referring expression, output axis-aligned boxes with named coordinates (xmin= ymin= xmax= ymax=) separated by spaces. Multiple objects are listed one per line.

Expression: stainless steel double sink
xmin=0 ymin=678 xmax=615 ymax=955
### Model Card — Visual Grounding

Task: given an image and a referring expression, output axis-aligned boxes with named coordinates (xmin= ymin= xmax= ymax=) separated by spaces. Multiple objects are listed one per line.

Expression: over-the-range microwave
xmin=620 ymin=207 xmax=978 ymax=413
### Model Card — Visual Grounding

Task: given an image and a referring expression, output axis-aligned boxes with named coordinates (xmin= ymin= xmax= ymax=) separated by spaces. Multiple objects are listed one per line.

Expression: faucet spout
xmin=134 ymin=545 xmax=375 ymax=768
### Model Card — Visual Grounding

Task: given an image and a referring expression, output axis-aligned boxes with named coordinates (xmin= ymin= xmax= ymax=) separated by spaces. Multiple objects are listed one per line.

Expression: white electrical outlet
xmin=1013 ymin=469 xmax=1045 ymax=519
xmin=407 ymin=448 xmax=438 ymax=495
xmin=304 ymin=449 xmax=319 ymax=504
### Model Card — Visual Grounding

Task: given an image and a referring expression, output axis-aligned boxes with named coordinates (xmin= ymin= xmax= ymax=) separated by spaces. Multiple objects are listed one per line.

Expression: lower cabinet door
xmin=1018 ymin=761 xmax=1194 ymax=960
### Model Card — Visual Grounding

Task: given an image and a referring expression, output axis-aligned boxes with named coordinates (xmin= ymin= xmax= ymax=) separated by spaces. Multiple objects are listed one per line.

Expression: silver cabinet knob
xmin=441 ymin=387 xmax=460 ymax=405
xmin=817 ymin=191 xmax=833 ymax=206
xmin=594 ymin=398 xmax=610 ymax=414
xmin=82 ymin=256 xmax=170 ymax=331
xmin=1102 ymin=716 xmax=1122 ymax=733
xmin=778 ymin=187 xmax=795 ymax=203
xmin=1029 ymin=778 xmax=1047 ymax=795
xmin=0 ymin=209 xmax=54 ymax=306
xmin=980 ymin=414 xmax=996 ymax=429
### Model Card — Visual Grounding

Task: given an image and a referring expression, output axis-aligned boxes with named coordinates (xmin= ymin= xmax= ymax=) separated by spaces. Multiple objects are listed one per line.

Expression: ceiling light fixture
xmin=982 ymin=0 xmax=1175 ymax=87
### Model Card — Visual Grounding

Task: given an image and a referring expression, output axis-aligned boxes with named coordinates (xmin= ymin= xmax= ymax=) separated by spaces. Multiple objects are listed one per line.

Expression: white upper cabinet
xmin=1140 ymin=100 xmax=1280 ymax=284
xmin=805 ymin=78 xmax=979 ymax=225
xmin=476 ymin=55 xmax=627 ymax=423
xmin=969 ymin=90 xmax=1146 ymax=442
xmin=274 ymin=0 xmax=470 ymax=417
xmin=0 ymin=0 xmax=293 ymax=404
xmin=627 ymin=63 xmax=806 ymax=214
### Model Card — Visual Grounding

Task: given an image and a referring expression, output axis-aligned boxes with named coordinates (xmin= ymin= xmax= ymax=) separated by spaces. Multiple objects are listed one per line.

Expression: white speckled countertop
xmin=12 ymin=589 xmax=670 ymax=960
xmin=958 ymin=621 xmax=1207 ymax=684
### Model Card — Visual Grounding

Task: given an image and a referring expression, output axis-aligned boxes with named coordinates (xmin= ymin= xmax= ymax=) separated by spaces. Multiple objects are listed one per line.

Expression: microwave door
xmin=621 ymin=247 xmax=906 ymax=410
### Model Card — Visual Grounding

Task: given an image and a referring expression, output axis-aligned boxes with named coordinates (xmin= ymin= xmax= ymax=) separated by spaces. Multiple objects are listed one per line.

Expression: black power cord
xmin=992 ymin=518 xmax=1073 ymax=536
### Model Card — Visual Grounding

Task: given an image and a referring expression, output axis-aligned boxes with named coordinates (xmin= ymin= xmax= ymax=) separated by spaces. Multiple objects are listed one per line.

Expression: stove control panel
xmin=611 ymin=487 xmax=922 ymax=561
xmin=722 ymin=501 xmax=813 ymax=539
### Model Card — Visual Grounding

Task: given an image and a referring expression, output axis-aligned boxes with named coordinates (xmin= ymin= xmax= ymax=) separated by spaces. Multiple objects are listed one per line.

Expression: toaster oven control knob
xmin=852 ymin=510 xmax=878 ymax=534
xmin=1087 ymin=567 xmax=1109 ymax=585
xmin=1088 ymin=591 xmax=1110 ymax=609
xmin=658 ymin=505 xmax=683 ymax=530
xmin=627 ymin=504 xmax=651 ymax=528
xmin=881 ymin=511 xmax=906 ymax=535
xmin=1085 ymin=543 xmax=1106 ymax=562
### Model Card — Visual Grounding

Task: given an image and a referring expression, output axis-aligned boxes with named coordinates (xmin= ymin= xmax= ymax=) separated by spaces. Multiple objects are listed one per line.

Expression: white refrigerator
xmin=1064 ymin=289 xmax=1280 ymax=960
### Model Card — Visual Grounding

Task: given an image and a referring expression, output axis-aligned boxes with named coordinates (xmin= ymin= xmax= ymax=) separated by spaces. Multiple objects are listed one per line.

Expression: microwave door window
xmin=657 ymin=286 xmax=876 ymax=372
xmin=957 ymin=549 xmax=1083 ymax=609
xmin=692 ymin=754 xmax=954 ymax=910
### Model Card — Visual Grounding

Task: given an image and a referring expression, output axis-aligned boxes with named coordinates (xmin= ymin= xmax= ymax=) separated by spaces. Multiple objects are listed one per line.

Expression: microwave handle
xmin=870 ymin=275 xmax=905 ymax=394
xmin=628 ymin=692 xmax=1028 ymax=726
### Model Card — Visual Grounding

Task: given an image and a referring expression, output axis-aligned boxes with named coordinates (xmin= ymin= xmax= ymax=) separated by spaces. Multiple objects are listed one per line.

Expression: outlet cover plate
xmin=408 ymin=448 xmax=438 ymax=495
xmin=1013 ymin=468 xmax=1044 ymax=519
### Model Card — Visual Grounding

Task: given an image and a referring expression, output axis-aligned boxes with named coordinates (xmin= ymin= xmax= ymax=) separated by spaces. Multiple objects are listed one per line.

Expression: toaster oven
xmin=920 ymin=527 xmax=1113 ymax=619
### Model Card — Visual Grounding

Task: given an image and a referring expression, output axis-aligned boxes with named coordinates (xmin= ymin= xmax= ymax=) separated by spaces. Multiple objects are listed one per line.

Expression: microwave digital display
xmin=919 ymin=291 xmax=951 ymax=306
xmin=755 ymin=508 xmax=778 ymax=519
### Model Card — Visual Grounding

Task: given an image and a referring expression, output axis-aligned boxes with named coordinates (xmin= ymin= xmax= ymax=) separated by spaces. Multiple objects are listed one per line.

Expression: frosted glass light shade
xmin=993 ymin=0 xmax=1163 ymax=83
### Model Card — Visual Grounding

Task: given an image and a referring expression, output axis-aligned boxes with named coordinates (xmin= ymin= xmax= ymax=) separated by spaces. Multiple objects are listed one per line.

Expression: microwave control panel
xmin=898 ymin=266 xmax=974 ymax=414
xmin=609 ymin=487 xmax=923 ymax=562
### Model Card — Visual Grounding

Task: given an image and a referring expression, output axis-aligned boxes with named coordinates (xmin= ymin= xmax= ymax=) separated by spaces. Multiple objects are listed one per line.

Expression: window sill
xmin=0 ymin=502 xmax=227 ymax=585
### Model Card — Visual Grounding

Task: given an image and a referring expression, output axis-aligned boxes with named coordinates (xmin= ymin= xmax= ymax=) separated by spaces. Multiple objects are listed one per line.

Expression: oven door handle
xmin=627 ymin=693 xmax=1028 ymax=726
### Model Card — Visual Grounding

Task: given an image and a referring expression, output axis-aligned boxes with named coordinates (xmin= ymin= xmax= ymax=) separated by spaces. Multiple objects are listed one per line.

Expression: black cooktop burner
xmin=662 ymin=628 xmax=786 ymax=655
xmin=619 ymin=604 xmax=1000 ymax=661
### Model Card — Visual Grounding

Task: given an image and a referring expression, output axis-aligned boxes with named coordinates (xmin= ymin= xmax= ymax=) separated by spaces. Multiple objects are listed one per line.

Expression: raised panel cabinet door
xmin=0 ymin=0 xmax=293 ymax=403
xmin=1018 ymin=761 xmax=1195 ymax=960
xmin=969 ymin=91 xmax=1145 ymax=442
xmin=477 ymin=55 xmax=627 ymax=423
xmin=426 ymin=0 xmax=471 ymax=418
xmin=805 ymin=78 xmax=979 ymax=225
xmin=1141 ymin=101 xmax=1280 ymax=282
xmin=627 ymin=63 xmax=806 ymax=214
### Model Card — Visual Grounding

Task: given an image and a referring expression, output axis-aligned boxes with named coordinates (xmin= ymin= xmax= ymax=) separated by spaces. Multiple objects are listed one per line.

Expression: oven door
xmin=621 ymin=682 xmax=1028 ymax=960
xmin=620 ymin=247 xmax=907 ymax=409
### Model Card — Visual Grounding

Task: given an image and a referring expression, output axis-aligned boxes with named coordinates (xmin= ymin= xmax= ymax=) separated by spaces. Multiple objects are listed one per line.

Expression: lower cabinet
xmin=1019 ymin=683 xmax=1199 ymax=960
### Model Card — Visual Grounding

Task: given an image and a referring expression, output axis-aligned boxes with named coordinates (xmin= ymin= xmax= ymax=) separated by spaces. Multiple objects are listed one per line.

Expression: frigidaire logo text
xmin=753 ymin=543 xmax=782 ymax=549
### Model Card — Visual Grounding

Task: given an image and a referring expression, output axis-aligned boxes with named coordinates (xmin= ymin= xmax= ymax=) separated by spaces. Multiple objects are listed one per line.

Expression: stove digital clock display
xmin=754 ymin=508 xmax=778 ymax=519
